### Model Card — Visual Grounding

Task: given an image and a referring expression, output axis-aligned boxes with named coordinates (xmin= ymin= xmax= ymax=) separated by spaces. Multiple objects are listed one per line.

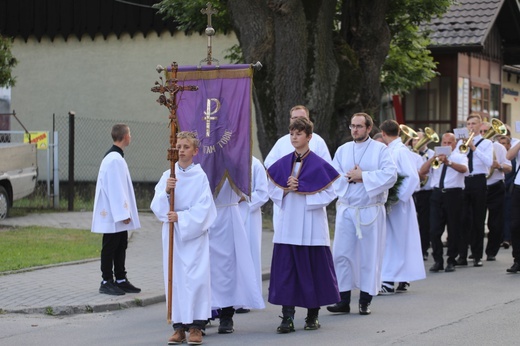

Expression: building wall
xmin=502 ymin=70 xmax=520 ymax=138
xmin=8 ymin=31 xmax=264 ymax=180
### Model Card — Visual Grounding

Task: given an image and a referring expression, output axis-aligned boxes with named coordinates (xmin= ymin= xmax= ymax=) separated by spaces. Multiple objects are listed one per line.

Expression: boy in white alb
xmin=150 ymin=132 xmax=217 ymax=345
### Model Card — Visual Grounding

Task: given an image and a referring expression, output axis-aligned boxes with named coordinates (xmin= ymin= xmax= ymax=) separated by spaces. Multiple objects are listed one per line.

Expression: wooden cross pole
xmin=151 ymin=62 xmax=198 ymax=323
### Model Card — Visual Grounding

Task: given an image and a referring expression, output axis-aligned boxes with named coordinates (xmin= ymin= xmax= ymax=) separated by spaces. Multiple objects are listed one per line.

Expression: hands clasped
xmin=287 ymin=176 xmax=299 ymax=191
xmin=346 ymin=165 xmax=363 ymax=183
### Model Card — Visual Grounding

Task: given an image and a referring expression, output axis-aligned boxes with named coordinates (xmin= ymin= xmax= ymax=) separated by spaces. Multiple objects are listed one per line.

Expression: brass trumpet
xmin=459 ymin=132 xmax=475 ymax=153
xmin=431 ymin=157 xmax=441 ymax=169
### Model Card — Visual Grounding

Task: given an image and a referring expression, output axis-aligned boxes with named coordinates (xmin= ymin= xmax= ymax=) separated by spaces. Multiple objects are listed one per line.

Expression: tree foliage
xmin=0 ymin=35 xmax=18 ymax=88
xmin=155 ymin=0 xmax=452 ymax=155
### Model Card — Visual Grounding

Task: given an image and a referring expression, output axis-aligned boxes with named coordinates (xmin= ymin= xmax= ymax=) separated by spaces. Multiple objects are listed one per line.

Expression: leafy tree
xmin=155 ymin=0 xmax=451 ymax=155
xmin=0 ymin=35 xmax=17 ymax=88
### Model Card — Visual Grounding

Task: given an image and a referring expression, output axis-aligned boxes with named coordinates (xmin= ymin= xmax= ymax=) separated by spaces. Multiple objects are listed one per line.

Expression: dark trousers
xmin=430 ymin=188 xmax=463 ymax=265
xmin=460 ymin=175 xmax=487 ymax=260
xmin=485 ymin=180 xmax=505 ymax=257
xmin=101 ymin=231 xmax=128 ymax=281
xmin=510 ymin=186 xmax=520 ymax=261
xmin=414 ymin=190 xmax=432 ymax=255
xmin=503 ymin=184 xmax=513 ymax=242
xmin=173 ymin=320 xmax=206 ymax=331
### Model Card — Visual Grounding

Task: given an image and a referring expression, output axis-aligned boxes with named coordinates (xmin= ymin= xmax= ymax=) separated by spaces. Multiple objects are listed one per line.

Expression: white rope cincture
xmin=338 ymin=201 xmax=384 ymax=239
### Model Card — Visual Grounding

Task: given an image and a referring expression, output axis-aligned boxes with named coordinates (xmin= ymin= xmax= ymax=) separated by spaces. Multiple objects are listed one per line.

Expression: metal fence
xmin=54 ymin=115 xmax=172 ymax=183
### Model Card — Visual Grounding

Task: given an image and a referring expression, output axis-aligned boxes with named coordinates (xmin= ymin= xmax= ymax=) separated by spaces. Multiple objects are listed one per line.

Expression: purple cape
xmin=267 ymin=151 xmax=340 ymax=193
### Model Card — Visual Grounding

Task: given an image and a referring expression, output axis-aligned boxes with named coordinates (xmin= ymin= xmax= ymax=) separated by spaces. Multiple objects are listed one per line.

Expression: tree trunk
xmin=227 ymin=0 xmax=391 ymax=157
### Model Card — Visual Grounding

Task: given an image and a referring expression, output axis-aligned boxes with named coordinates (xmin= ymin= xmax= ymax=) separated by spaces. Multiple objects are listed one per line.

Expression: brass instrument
xmin=431 ymin=157 xmax=441 ymax=169
xmin=484 ymin=119 xmax=508 ymax=179
xmin=459 ymin=132 xmax=475 ymax=153
xmin=399 ymin=124 xmax=418 ymax=144
xmin=413 ymin=127 xmax=440 ymax=153
xmin=414 ymin=127 xmax=440 ymax=186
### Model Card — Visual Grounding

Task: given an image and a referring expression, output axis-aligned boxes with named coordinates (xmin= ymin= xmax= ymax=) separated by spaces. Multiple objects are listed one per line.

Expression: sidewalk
xmin=0 ymin=211 xmax=274 ymax=315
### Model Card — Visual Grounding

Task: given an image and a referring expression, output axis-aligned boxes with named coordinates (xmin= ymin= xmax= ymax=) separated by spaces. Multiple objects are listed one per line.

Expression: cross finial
xmin=201 ymin=2 xmax=218 ymax=27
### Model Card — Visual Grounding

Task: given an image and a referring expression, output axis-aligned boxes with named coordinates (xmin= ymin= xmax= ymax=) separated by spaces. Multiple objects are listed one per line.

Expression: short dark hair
xmin=289 ymin=117 xmax=314 ymax=136
xmin=111 ymin=124 xmax=129 ymax=142
xmin=351 ymin=112 xmax=373 ymax=128
xmin=380 ymin=119 xmax=400 ymax=137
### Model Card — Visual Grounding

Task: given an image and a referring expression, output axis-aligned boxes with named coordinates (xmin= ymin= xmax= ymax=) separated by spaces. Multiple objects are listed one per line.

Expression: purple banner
xmin=168 ymin=65 xmax=252 ymax=197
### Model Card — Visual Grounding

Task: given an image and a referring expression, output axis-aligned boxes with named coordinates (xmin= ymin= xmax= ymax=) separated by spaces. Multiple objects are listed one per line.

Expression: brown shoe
xmin=187 ymin=327 xmax=203 ymax=345
xmin=168 ymin=329 xmax=186 ymax=345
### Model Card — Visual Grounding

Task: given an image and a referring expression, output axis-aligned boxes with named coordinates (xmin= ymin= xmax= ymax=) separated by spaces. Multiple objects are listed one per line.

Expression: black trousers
xmin=460 ymin=175 xmax=487 ymax=260
xmin=101 ymin=231 xmax=128 ymax=281
xmin=414 ymin=190 xmax=432 ymax=255
xmin=510 ymin=186 xmax=520 ymax=261
xmin=430 ymin=188 xmax=463 ymax=265
xmin=485 ymin=180 xmax=505 ymax=257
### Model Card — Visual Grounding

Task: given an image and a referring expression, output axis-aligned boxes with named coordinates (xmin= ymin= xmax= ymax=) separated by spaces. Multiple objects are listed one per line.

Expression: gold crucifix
xmin=151 ymin=61 xmax=198 ymax=324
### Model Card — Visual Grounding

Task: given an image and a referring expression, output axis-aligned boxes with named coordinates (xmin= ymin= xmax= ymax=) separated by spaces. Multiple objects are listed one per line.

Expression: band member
xmin=500 ymin=135 xmax=516 ymax=249
xmin=505 ymin=138 xmax=520 ymax=273
xmin=456 ymin=114 xmax=493 ymax=267
xmin=412 ymin=131 xmax=435 ymax=260
xmin=328 ymin=113 xmax=397 ymax=315
xmin=379 ymin=120 xmax=425 ymax=294
xmin=419 ymin=133 xmax=468 ymax=272
xmin=481 ymin=123 xmax=512 ymax=261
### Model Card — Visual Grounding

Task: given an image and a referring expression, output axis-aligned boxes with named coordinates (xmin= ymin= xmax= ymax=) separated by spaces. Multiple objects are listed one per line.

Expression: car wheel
xmin=0 ymin=186 xmax=9 ymax=220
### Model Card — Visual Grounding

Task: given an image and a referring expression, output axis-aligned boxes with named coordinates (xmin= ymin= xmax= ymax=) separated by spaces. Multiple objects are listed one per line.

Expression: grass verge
xmin=0 ymin=226 xmax=101 ymax=273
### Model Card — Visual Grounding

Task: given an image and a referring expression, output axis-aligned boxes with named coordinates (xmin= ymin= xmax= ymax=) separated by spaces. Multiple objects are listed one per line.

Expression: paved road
xmin=2 ymin=212 xmax=520 ymax=345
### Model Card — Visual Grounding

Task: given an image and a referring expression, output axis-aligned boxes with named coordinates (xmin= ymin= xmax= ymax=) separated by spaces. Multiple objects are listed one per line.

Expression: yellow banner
xmin=24 ymin=131 xmax=48 ymax=150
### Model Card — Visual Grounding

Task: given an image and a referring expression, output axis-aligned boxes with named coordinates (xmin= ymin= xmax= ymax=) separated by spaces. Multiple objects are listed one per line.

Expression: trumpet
xmin=459 ymin=131 xmax=475 ymax=153
xmin=431 ymin=157 xmax=441 ymax=169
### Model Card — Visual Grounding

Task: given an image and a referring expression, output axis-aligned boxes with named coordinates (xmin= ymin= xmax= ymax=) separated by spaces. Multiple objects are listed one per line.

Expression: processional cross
xmin=200 ymin=2 xmax=219 ymax=66
xmin=151 ymin=62 xmax=198 ymax=323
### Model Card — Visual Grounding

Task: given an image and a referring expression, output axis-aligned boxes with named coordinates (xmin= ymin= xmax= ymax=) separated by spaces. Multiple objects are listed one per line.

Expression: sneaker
xmin=187 ymin=327 xmax=203 ymax=345
xmin=116 ymin=279 xmax=141 ymax=293
xmin=99 ymin=281 xmax=125 ymax=296
xmin=396 ymin=282 xmax=410 ymax=293
xmin=304 ymin=315 xmax=320 ymax=330
xmin=378 ymin=285 xmax=395 ymax=295
xmin=168 ymin=329 xmax=186 ymax=345
xmin=359 ymin=302 xmax=371 ymax=315
xmin=276 ymin=316 xmax=295 ymax=334
xmin=218 ymin=318 xmax=234 ymax=334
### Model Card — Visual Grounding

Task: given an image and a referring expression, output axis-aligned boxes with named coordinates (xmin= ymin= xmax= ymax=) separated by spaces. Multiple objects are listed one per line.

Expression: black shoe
xmin=235 ymin=308 xmax=250 ymax=314
xmin=473 ymin=258 xmax=483 ymax=267
xmin=326 ymin=300 xmax=350 ymax=313
xmin=423 ymin=253 xmax=428 ymax=261
xmin=445 ymin=263 xmax=456 ymax=272
xmin=486 ymin=256 xmax=496 ymax=261
xmin=276 ymin=316 xmax=295 ymax=334
xmin=116 ymin=279 xmax=141 ymax=293
xmin=396 ymin=282 xmax=410 ymax=293
xmin=468 ymin=254 xmax=474 ymax=259
xmin=99 ymin=281 xmax=125 ymax=296
xmin=218 ymin=318 xmax=234 ymax=334
xmin=429 ymin=262 xmax=444 ymax=272
xmin=359 ymin=303 xmax=371 ymax=315
xmin=507 ymin=262 xmax=520 ymax=273
xmin=456 ymin=258 xmax=468 ymax=266
xmin=502 ymin=241 xmax=511 ymax=249
xmin=304 ymin=315 xmax=320 ymax=330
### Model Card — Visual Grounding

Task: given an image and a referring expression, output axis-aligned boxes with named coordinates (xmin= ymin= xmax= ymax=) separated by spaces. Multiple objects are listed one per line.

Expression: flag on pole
xmin=167 ymin=64 xmax=253 ymax=197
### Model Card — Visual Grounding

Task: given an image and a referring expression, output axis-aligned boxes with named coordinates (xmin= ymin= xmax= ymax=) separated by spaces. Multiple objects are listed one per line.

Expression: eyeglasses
xmin=480 ymin=130 xmax=488 ymax=134
xmin=349 ymin=125 xmax=365 ymax=130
